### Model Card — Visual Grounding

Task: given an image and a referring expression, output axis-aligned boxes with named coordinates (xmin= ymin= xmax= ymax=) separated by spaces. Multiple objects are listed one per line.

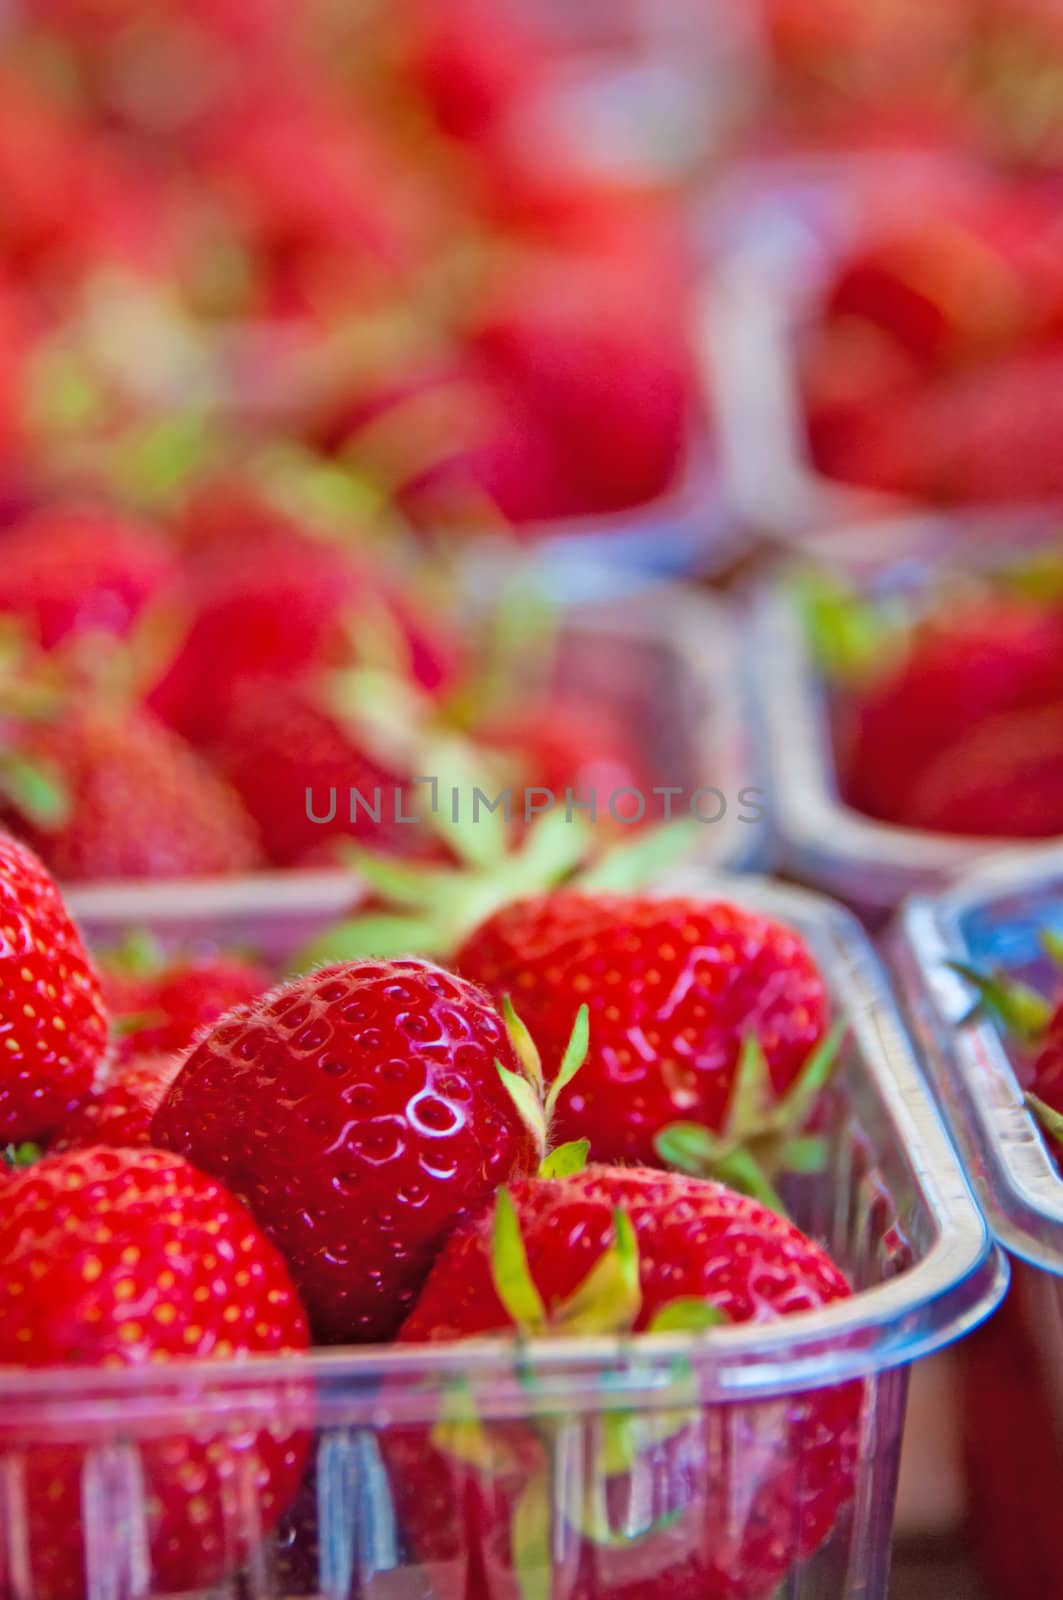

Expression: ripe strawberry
xmin=4 ymin=701 xmax=262 ymax=880
xmin=0 ymin=1146 xmax=309 ymax=1599
xmin=394 ymin=1166 xmax=858 ymax=1600
xmin=0 ymin=831 xmax=107 ymax=1143
xmin=0 ymin=504 xmax=178 ymax=650
xmin=399 ymin=0 xmax=552 ymax=143
xmin=152 ymin=958 xmax=542 ymax=1342
xmin=101 ymin=945 xmax=270 ymax=1059
xmin=466 ymin=253 xmax=691 ymax=519
xmin=897 ymin=701 xmax=1063 ymax=836
xmin=208 ymin=676 xmax=428 ymax=868
xmin=52 ymin=1051 xmax=182 ymax=1149
xmin=456 ymin=894 xmax=834 ymax=1177
xmin=147 ymin=518 xmax=365 ymax=744
xmin=837 ymin=596 xmax=1063 ymax=825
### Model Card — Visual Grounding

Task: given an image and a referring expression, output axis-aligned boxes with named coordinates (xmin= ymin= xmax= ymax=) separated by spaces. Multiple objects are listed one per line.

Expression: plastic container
xmin=752 ymin=531 xmax=1063 ymax=918
xmin=699 ymin=155 xmax=1063 ymax=549
xmin=1 ymin=870 xmax=1004 ymax=1600
xmin=62 ymin=585 xmax=767 ymax=933
xmin=894 ymin=852 xmax=1063 ymax=1596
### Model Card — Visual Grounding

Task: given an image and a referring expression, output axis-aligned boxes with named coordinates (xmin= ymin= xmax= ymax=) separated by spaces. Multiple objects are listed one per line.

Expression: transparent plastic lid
xmin=898 ymin=848 xmax=1063 ymax=1277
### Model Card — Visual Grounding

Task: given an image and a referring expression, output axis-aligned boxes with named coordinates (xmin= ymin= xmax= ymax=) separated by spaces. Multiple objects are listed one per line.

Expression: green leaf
xmin=772 ymin=1021 xmax=847 ymax=1135
xmin=715 ymin=1149 xmax=787 ymax=1214
xmin=510 ymin=1476 xmax=552 ymax=1600
xmin=503 ymin=996 xmax=544 ymax=1095
xmin=793 ymin=571 xmax=894 ymax=683
xmin=511 ymin=807 xmax=593 ymax=890
xmin=777 ymin=1134 xmax=830 ymax=1174
xmin=654 ymin=1122 xmax=723 ymax=1176
xmin=291 ymin=913 xmax=449 ymax=972
xmin=554 ymin=1207 xmax=641 ymax=1335
xmin=647 ymin=1299 xmax=730 ymax=1335
xmin=496 ymin=1061 xmax=547 ymax=1160
xmin=416 ymin=733 xmax=511 ymax=871
xmin=578 ymin=820 xmax=701 ymax=892
xmin=491 ymin=1188 xmax=547 ymax=1333
xmin=0 ymin=752 xmax=71 ymax=828
xmin=2 ymin=1142 xmax=41 ymax=1170
xmin=1041 ymin=929 xmax=1063 ymax=971
xmin=539 ymin=1139 xmax=589 ymax=1179
xmin=344 ymin=847 xmax=442 ymax=909
xmin=102 ymin=929 xmax=164 ymax=977
xmin=111 ymin=1009 xmax=168 ymax=1039
xmin=1026 ymin=1093 xmax=1063 ymax=1154
xmin=948 ymin=961 xmax=1052 ymax=1044
xmin=544 ymin=1004 xmax=589 ymax=1123
xmin=724 ymin=1034 xmax=774 ymax=1142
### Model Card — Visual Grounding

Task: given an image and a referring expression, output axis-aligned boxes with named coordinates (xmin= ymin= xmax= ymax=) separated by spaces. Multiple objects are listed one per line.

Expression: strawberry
xmin=836 ymin=595 xmax=1063 ymax=825
xmin=101 ymin=945 xmax=269 ymax=1058
xmin=147 ymin=517 xmax=365 ymax=744
xmin=897 ymin=701 xmax=1063 ymax=836
xmin=466 ymin=252 xmax=691 ymax=520
xmin=52 ymin=1051 xmax=181 ymax=1149
xmin=207 ymin=676 xmax=429 ymax=868
xmin=398 ymin=0 xmax=552 ymax=143
xmin=393 ymin=1166 xmax=859 ymax=1600
xmin=0 ymin=831 xmax=107 ymax=1143
xmin=3 ymin=700 xmax=262 ymax=880
xmin=152 ymin=958 xmax=542 ymax=1342
xmin=951 ymin=942 xmax=1063 ymax=1160
xmin=0 ymin=503 xmax=178 ymax=650
xmin=456 ymin=894 xmax=836 ymax=1189
xmin=0 ymin=1146 xmax=309 ymax=1599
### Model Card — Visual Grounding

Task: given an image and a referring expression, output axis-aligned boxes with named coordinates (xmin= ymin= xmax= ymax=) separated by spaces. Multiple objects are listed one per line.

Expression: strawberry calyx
xmin=494 ymin=1000 xmax=590 ymax=1167
xmin=793 ymin=571 xmax=905 ymax=686
xmin=2 ymin=1142 xmax=42 ymax=1170
xmin=654 ymin=1022 xmax=847 ymax=1215
xmin=1025 ymin=1092 xmax=1063 ymax=1154
xmin=948 ymin=959 xmax=1053 ymax=1045
xmin=291 ymin=814 xmax=700 ymax=970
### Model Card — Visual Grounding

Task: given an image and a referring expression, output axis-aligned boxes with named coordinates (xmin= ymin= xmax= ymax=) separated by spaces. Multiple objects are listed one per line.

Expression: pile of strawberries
xmin=0 ymin=0 xmax=696 ymax=538
xmin=800 ymin=180 xmax=1063 ymax=506
xmin=753 ymin=0 xmax=1063 ymax=167
xmin=0 ymin=828 xmax=861 ymax=1599
xmin=808 ymin=574 xmax=1063 ymax=837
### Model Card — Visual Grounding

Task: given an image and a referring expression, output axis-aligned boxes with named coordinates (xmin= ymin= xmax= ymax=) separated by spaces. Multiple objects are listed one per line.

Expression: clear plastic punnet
xmin=896 ymin=847 xmax=1063 ymax=1274
xmin=4 ymin=871 xmax=1005 ymax=1600
xmin=700 ymin=154 xmax=1063 ymax=550
xmin=62 ymin=584 xmax=767 ymax=933
xmin=752 ymin=528 xmax=1063 ymax=916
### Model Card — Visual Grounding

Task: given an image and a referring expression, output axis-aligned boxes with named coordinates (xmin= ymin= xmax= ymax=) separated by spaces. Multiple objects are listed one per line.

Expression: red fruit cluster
xmin=834 ymin=592 xmax=1063 ymax=838
xmin=803 ymin=186 xmax=1063 ymax=506
xmin=0 ymin=835 xmax=865 ymax=1600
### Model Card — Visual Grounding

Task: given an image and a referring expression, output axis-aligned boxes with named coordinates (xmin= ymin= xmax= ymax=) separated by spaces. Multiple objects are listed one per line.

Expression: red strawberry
xmin=0 ymin=1146 xmax=308 ymax=1600
xmin=0 ymin=831 xmax=107 ymax=1143
xmin=466 ymin=252 xmax=691 ymax=519
xmin=828 ymin=353 xmax=1063 ymax=503
xmin=0 ymin=504 xmax=178 ymax=650
xmin=208 ymin=676 xmax=431 ymax=868
xmin=152 ymin=958 xmax=541 ymax=1342
xmin=837 ymin=596 xmax=1063 ymax=824
xmin=456 ymin=894 xmax=833 ymax=1177
xmin=399 ymin=0 xmax=552 ymax=143
xmin=52 ymin=1051 xmax=181 ymax=1149
xmin=897 ymin=701 xmax=1063 ymax=836
xmin=147 ymin=519 xmax=364 ymax=744
xmin=4 ymin=701 xmax=262 ymax=880
xmin=102 ymin=949 xmax=269 ymax=1059
xmin=394 ymin=1166 xmax=858 ymax=1600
